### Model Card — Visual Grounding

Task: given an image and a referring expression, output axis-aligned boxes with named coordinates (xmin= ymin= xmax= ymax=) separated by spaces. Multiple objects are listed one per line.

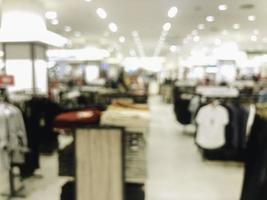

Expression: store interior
xmin=0 ymin=0 xmax=267 ymax=199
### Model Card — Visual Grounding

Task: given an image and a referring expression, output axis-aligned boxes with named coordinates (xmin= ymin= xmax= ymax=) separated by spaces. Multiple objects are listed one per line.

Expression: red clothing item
xmin=54 ymin=109 xmax=101 ymax=129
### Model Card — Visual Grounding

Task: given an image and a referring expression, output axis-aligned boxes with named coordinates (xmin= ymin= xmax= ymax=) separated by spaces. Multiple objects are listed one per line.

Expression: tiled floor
xmin=0 ymin=96 xmax=244 ymax=199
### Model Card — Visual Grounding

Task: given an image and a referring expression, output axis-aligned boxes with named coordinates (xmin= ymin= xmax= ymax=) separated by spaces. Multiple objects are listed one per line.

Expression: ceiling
xmin=6 ymin=0 xmax=267 ymax=57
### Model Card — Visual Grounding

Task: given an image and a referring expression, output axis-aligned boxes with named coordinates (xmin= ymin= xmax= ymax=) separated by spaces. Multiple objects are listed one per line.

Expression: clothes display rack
xmin=0 ymin=88 xmax=26 ymax=199
xmin=55 ymin=99 xmax=147 ymax=200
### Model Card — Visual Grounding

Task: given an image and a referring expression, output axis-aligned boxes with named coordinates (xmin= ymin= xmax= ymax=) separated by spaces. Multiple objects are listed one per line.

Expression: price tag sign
xmin=0 ymin=75 xmax=14 ymax=86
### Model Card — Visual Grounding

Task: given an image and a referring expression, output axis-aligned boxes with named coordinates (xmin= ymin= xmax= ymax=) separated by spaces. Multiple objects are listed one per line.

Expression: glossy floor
xmin=1 ymin=96 xmax=244 ymax=200
xmin=146 ymin=97 xmax=244 ymax=200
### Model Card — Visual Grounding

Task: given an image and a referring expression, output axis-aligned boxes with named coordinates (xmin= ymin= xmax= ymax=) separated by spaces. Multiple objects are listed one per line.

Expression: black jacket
xmin=241 ymin=115 xmax=267 ymax=200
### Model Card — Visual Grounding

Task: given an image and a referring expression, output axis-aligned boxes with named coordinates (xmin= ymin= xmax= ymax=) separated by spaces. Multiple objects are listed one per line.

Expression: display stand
xmin=75 ymin=126 xmax=125 ymax=200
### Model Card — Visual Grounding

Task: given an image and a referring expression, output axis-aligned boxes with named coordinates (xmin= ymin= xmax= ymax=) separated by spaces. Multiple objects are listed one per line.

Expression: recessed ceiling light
xmin=45 ymin=11 xmax=58 ymax=20
xmin=198 ymin=24 xmax=205 ymax=30
xmin=251 ymin=35 xmax=258 ymax=42
xmin=51 ymin=19 xmax=59 ymax=25
xmin=96 ymin=8 xmax=107 ymax=19
xmin=119 ymin=36 xmax=126 ymax=43
xmin=170 ymin=45 xmax=177 ymax=52
xmin=248 ymin=15 xmax=256 ymax=21
xmin=163 ymin=22 xmax=172 ymax=31
xmin=109 ymin=23 xmax=118 ymax=32
xmin=214 ymin=38 xmax=222 ymax=46
xmin=193 ymin=36 xmax=200 ymax=42
xmin=233 ymin=24 xmax=240 ymax=30
xmin=64 ymin=26 xmax=72 ymax=32
xmin=168 ymin=7 xmax=178 ymax=18
xmin=206 ymin=16 xmax=215 ymax=22
xmin=84 ymin=0 xmax=92 ymax=2
xmin=218 ymin=4 xmax=228 ymax=11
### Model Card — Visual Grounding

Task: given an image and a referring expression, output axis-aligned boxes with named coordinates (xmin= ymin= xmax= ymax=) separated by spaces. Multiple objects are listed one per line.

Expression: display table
xmin=101 ymin=104 xmax=150 ymax=184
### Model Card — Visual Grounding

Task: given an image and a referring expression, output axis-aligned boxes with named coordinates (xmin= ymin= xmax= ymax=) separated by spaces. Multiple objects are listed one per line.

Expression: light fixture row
xmin=45 ymin=11 xmax=82 ymax=40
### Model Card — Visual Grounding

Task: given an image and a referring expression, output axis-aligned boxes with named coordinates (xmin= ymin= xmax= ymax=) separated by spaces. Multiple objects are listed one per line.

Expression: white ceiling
xmin=13 ymin=0 xmax=267 ymax=56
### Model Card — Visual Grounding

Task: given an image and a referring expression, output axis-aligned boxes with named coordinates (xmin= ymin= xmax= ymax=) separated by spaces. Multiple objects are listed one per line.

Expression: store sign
xmin=0 ymin=75 xmax=14 ymax=86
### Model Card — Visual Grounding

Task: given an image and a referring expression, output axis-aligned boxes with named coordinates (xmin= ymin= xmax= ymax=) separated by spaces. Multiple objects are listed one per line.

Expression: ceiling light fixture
xmin=109 ymin=23 xmax=118 ymax=32
xmin=119 ymin=36 xmax=126 ymax=43
xmin=170 ymin=45 xmax=177 ymax=52
xmin=248 ymin=15 xmax=256 ymax=21
xmin=163 ymin=22 xmax=172 ymax=31
xmin=96 ymin=8 xmax=107 ymax=19
xmin=198 ymin=24 xmax=205 ymax=30
xmin=168 ymin=7 xmax=178 ymax=18
xmin=84 ymin=0 xmax=92 ymax=2
xmin=64 ymin=26 xmax=72 ymax=32
xmin=218 ymin=4 xmax=228 ymax=11
xmin=206 ymin=16 xmax=215 ymax=22
xmin=233 ymin=24 xmax=240 ymax=30
xmin=193 ymin=36 xmax=200 ymax=42
xmin=45 ymin=11 xmax=58 ymax=20
xmin=214 ymin=38 xmax=222 ymax=46
xmin=51 ymin=19 xmax=59 ymax=25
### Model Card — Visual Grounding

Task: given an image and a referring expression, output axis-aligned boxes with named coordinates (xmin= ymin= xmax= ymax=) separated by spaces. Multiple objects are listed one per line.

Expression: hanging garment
xmin=0 ymin=103 xmax=28 ymax=169
xmin=196 ymin=103 xmax=229 ymax=150
xmin=241 ymin=115 xmax=267 ymax=200
xmin=174 ymin=98 xmax=192 ymax=125
xmin=20 ymin=97 xmax=63 ymax=178
xmin=189 ymin=95 xmax=201 ymax=121
xmin=60 ymin=181 xmax=75 ymax=200
xmin=224 ymin=104 xmax=239 ymax=149
xmin=236 ymin=105 xmax=250 ymax=150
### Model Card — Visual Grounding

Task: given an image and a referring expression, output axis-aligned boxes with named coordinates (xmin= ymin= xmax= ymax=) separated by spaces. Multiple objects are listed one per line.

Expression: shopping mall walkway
xmin=146 ymin=96 xmax=244 ymax=200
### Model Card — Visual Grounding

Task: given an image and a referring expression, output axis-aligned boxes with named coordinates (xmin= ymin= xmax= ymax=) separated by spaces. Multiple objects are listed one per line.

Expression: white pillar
xmin=0 ymin=0 xmax=68 ymax=94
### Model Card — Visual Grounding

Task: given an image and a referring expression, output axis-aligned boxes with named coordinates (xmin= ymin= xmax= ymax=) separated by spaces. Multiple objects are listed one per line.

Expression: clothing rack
xmin=0 ymin=88 xmax=26 ymax=199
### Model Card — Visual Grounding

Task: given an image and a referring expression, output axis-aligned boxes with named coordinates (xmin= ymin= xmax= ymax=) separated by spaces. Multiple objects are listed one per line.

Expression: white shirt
xmin=196 ymin=104 xmax=229 ymax=149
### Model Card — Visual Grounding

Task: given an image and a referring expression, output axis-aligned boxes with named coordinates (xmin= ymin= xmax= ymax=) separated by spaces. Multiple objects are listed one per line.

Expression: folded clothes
xmin=54 ymin=109 xmax=101 ymax=129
